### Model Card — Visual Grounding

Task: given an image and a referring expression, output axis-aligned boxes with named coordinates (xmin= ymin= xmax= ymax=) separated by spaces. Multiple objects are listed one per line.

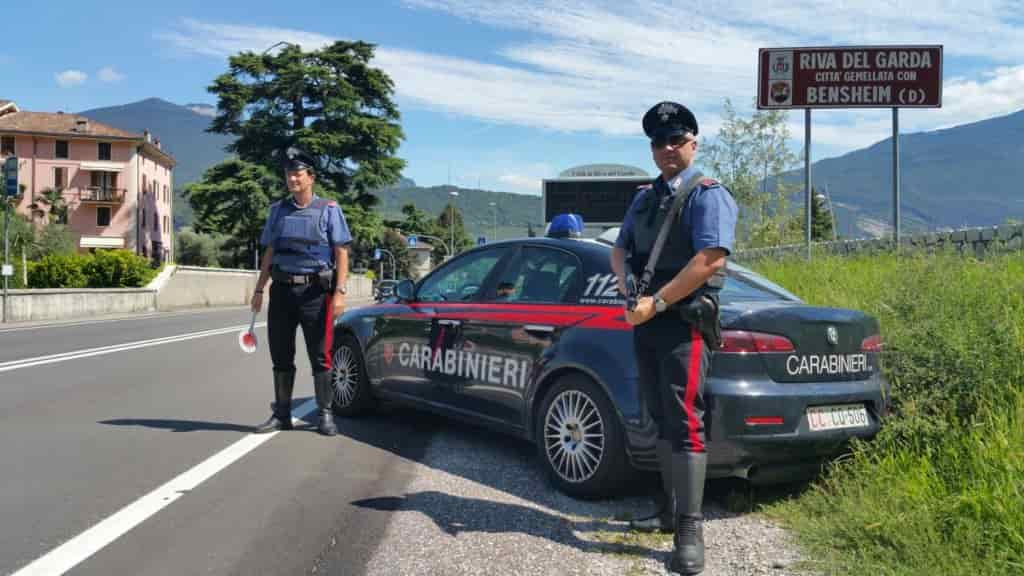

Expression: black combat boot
xmin=255 ymin=370 xmax=295 ymax=433
xmin=630 ymin=440 xmax=674 ymax=533
xmin=668 ymin=451 xmax=707 ymax=575
xmin=314 ymin=371 xmax=338 ymax=436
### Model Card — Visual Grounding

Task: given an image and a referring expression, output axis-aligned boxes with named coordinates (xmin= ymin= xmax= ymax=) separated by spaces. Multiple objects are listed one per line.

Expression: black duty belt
xmin=272 ymin=269 xmax=331 ymax=285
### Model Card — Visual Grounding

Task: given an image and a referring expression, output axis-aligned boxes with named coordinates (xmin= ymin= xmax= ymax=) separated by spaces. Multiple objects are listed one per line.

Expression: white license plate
xmin=807 ymin=404 xmax=869 ymax=431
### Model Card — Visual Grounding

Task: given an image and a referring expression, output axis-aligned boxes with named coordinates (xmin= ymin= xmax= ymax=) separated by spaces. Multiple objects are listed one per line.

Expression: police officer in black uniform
xmin=611 ymin=102 xmax=738 ymax=575
xmin=251 ymin=147 xmax=352 ymax=437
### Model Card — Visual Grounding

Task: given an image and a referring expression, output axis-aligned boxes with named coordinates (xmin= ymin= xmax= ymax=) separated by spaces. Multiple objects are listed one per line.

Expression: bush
xmin=28 ymin=254 xmax=88 ymax=288
xmin=176 ymin=228 xmax=222 ymax=267
xmin=27 ymin=250 xmax=156 ymax=288
xmin=82 ymin=250 xmax=157 ymax=288
xmin=33 ymin=224 xmax=77 ymax=259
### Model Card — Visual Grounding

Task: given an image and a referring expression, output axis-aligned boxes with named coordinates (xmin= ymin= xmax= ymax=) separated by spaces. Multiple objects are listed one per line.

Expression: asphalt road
xmin=0 ymin=304 xmax=811 ymax=576
xmin=0 ymin=302 xmax=440 ymax=576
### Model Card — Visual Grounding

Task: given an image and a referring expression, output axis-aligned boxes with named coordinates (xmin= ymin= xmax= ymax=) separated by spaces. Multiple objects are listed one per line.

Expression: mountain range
xmin=79 ymin=98 xmax=1024 ymax=239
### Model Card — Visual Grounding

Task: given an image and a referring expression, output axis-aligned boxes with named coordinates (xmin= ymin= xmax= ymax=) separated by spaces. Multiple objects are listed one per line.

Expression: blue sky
xmin=2 ymin=0 xmax=1023 ymax=195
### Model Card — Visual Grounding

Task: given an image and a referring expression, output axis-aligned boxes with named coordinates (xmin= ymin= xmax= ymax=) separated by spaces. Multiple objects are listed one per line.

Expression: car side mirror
xmin=394 ymin=279 xmax=415 ymax=301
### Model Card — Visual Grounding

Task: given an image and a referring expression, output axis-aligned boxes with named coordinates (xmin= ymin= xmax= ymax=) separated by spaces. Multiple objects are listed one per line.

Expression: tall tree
xmin=207 ymin=41 xmax=405 ymax=209
xmin=183 ymin=159 xmax=277 ymax=268
xmin=811 ymin=188 xmax=836 ymax=241
xmin=700 ymin=99 xmax=801 ymax=248
xmin=398 ymin=203 xmax=433 ymax=236
xmin=435 ymin=205 xmax=472 ymax=263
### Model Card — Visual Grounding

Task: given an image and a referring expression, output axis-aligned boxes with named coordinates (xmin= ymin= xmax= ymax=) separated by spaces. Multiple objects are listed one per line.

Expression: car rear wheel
xmin=535 ymin=373 xmax=627 ymax=500
xmin=331 ymin=335 xmax=375 ymax=416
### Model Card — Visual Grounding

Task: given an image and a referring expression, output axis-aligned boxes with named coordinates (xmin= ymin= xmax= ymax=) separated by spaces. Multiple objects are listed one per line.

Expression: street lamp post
xmin=489 ymin=201 xmax=497 ymax=242
xmin=448 ymin=190 xmax=459 ymax=257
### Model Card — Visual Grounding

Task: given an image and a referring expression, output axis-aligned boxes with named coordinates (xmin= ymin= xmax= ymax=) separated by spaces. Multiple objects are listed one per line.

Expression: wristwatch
xmin=335 ymin=285 xmax=347 ymax=295
xmin=654 ymin=294 xmax=668 ymax=314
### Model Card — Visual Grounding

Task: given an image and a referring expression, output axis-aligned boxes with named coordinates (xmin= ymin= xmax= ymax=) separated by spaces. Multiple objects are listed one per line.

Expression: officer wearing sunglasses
xmin=610 ymin=102 xmax=738 ymax=575
xmin=251 ymin=147 xmax=352 ymax=437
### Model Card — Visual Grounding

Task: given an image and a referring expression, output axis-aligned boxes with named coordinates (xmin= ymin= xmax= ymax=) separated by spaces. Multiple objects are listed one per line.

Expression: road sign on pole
xmin=1 ymin=157 xmax=13 ymax=323
xmin=757 ymin=45 xmax=943 ymax=257
xmin=408 ymin=235 xmax=417 ymax=248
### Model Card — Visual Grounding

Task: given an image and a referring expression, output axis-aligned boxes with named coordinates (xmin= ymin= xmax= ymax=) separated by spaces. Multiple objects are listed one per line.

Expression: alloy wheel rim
xmin=543 ymin=389 xmax=605 ymax=483
xmin=332 ymin=346 xmax=358 ymax=406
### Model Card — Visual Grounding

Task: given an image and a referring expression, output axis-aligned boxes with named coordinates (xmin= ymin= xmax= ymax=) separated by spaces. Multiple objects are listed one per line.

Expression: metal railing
xmin=80 ymin=187 xmax=126 ymax=203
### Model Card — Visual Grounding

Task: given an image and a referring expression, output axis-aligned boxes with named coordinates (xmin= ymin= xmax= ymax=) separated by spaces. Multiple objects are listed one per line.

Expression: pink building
xmin=0 ymin=99 xmax=176 ymax=262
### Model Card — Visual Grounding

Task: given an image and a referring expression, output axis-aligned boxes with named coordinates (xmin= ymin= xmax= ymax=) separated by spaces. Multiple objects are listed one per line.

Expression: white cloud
xmin=155 ymin=19 xmax=334 ymax=57
xmin=98 ymin=66 xmax=125 ymax=82
xmin=159 ymin=6 xmax=1024 ymax=157
xmin=55 ymin=69 xmax=87 ymax=88
xmin=497 ymin=164 xmax=553 ymax=194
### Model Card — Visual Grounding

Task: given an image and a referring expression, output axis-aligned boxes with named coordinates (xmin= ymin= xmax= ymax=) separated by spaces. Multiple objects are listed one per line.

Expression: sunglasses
xmin=650 ymin=134 xmax=693 ymax=149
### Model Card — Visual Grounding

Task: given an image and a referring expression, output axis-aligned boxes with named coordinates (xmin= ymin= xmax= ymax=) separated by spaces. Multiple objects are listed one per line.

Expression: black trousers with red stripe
xmin=633 ymin=313 xmax=712 ymax=453
xmin=268 ymin=282 xmax=334 ymax=375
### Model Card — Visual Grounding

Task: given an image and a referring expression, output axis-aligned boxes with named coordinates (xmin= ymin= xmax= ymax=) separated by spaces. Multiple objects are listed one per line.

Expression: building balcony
xmin=80 ymin=187 xmax=125 ymax=204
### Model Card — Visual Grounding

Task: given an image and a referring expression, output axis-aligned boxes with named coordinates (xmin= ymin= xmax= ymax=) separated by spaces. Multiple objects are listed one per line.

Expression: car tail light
xmin=719 ymin=330 xmax=795 ymax=353
xmin=745 ymin=416 xmax=784 ymax=426
xmin=861 ymin=334 xmax=883 ymax=352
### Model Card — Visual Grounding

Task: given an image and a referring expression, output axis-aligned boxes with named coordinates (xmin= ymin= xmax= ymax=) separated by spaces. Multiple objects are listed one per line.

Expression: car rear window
xmin=719 ymin=273 xmax=799 ymax=303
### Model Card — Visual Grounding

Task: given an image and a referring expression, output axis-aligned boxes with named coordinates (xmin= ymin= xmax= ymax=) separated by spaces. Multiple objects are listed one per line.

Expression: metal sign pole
xmin=805 ymin=108 xmax=812 ymax=261
xmin=4 ymin=197 xmax=9 ymax=323
xmin=893 ymin=108 xmax=901 ymax=253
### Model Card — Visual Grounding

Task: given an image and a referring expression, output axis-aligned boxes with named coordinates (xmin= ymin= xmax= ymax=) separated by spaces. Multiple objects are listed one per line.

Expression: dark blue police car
xmin=327 ymin=229 xmax=889 ymax=499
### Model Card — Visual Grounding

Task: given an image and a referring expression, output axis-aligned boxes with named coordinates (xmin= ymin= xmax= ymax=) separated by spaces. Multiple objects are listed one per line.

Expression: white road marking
xmin=0 ymin=323 xmax=267 ymax=373
xmin=0 ymin=307 xmax=251 ymax=333
xmin=10 ymin=399 xmax=319 ymax=576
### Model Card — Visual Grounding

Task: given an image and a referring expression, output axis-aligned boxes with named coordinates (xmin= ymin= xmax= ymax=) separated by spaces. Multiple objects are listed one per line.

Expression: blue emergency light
xmin=546 ymin=213 xmax=584 ymax=238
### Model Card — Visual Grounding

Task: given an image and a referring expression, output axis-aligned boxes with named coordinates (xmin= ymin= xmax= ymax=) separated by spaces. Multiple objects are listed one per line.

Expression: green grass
xmin=747 ymin=252 xmax=1024 ymax=575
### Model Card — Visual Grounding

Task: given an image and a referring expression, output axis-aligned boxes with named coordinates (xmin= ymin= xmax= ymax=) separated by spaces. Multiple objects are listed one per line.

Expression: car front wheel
xmin=535 ymin=373 xmax=627 ymax=500
xmin=331 ymin=334 xmax=375 ymax=416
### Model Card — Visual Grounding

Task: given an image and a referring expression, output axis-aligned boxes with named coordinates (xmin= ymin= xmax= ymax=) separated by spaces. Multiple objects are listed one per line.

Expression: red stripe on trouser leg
xmin=323 ymin=296 xmax=334 ymax=370
xmin=684 ymin=325 xmax=705 ymax=452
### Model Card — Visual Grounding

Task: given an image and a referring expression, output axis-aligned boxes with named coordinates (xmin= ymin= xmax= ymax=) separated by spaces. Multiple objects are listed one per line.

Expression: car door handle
xmin=438 ymin=319 xmax=462 ymax=327
xmin=523 ymin=324 xmax=555 ymax=337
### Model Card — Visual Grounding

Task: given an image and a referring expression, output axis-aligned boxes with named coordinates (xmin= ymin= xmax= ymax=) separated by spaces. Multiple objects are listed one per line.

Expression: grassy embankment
xmin=752 ymin=251 xmax=1024 ymax=575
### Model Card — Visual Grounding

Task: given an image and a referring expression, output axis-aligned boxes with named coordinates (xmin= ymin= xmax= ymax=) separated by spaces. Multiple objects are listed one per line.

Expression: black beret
xmin=642 ymin=101 xmax=699 ymax=139
xmin=282 ymin=147 xmax=316 ymax=171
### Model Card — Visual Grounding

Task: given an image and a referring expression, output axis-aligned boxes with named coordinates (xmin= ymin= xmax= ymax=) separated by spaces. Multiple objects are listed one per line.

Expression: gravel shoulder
xmin=332 ymin=409 xmax=818 ymax=576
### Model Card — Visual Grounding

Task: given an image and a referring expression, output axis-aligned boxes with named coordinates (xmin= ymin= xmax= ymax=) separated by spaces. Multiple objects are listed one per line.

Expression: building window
xmin=55 ymin=140 xmax=69 ymax=159
xmin=153 ymin=212 xmax=159 ymax=232
xmin=97 ymin=206 xmax=111 ymax=227
xmin=98 ymin=142 xmax=111 ymax=161
xmin=1 ymin=136 xmax=13 ymax=156
xmin=54 ymin=167 xmax=66 ymax=189
xmin=164 ymin=216 xmax=169 ymax=233
xmin=142 ymin=210 xmax=146 ymax=229
xmin=163 ymin=185 xmax=168 ymax=203
xmin=90 ymin=171 xmax=117 ymax=190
